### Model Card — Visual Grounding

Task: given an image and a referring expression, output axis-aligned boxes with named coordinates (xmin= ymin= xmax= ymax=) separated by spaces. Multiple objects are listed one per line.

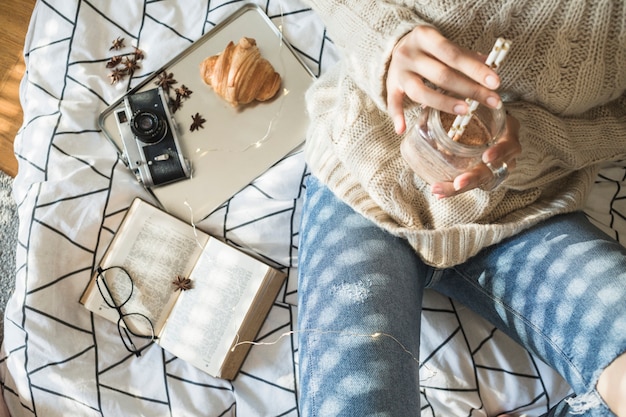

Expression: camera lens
xmin=131 ymin=110 xmax=166 ymax=143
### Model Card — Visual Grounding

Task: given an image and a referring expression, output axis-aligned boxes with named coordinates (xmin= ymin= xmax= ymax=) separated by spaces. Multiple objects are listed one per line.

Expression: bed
xmin=3 ymin=0 xmax=625 ymax=416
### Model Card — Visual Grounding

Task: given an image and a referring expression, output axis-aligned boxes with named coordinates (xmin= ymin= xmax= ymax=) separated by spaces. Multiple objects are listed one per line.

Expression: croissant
xmin=200 ymin=37 xmax=282 ymax=107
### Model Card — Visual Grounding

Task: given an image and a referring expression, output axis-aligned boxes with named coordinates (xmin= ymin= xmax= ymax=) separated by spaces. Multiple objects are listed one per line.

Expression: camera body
xmin=115 ymin=87 xmax=191 ymax=187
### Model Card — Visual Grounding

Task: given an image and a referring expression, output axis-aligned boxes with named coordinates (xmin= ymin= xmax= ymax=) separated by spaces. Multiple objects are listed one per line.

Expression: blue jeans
xmin=298 ymin=176 xmax=626 ymax=416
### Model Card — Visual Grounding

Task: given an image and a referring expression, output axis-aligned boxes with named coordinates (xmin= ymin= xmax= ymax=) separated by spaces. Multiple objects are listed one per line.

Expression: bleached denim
xmin=298 ymin=175 xmax=626 ymax=416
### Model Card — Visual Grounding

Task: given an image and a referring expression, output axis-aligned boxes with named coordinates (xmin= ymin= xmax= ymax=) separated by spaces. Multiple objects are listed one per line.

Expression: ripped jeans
xmin=298 ymin=176 xmax=626 ymax=416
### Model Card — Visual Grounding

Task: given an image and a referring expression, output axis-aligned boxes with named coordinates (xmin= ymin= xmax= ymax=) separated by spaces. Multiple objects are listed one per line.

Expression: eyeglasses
xmin=96 ymin=266 xmax=157 ymax=357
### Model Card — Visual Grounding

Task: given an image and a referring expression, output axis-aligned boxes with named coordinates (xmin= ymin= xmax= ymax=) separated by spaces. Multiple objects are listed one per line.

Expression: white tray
xmin=100 ymin=4 xmax=315 ymax=222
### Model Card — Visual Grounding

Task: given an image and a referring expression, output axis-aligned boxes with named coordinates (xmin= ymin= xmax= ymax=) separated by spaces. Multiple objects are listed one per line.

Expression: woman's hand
xmin=387 ymin=25 xmax=503 ymax=135
xmin=387 ymin=25 xmax=520 ymax=197
xmin=430 ymin=115 xmax=521 ymax=198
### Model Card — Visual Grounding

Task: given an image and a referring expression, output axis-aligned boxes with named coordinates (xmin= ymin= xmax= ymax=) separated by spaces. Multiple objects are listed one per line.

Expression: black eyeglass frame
xmin=96 ymin=266 xmax=157 ymax=357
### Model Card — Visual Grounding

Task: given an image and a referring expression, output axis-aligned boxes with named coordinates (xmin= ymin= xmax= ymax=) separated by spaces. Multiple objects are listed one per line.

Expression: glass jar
xmin=400 ymin=105 xmax=506 ymax=184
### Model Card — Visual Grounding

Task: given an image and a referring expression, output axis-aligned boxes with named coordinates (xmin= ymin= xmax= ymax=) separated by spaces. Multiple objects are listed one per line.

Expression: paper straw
xmin=448 ymin=38 xmax=511 ymax=140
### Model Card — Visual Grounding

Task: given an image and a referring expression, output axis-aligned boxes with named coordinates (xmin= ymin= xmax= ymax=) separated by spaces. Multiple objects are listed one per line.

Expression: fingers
xmin=419 ymin=27 xmax=501 ymax=91
xmin=481 ymin=115 xmax=521 ymax=164
xmin=430 ymin=115 xmax=521 ymax=198
xmin=430 ymin=159 xmax=518 ymax=198
xmin=387 ymin=26 xmax=503 ymax=132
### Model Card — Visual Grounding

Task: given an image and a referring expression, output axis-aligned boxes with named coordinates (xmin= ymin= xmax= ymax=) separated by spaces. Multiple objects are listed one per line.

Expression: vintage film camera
xmin=115 ymin=87 xmax=191 ymax=187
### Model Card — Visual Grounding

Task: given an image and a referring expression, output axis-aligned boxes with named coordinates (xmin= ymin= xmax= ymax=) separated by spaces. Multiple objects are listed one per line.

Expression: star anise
xmin=106 ymin=55 xmax=122 ymax=68
xmin=110 ymin=36 xmax=125 ymax=51
xmin=154 ymin=71 xmax=177 ymax=94
xmin=133 ymin=47 xmax=145 ymax=61
xmin=172 ymin=275 xmax=193 ymax=291
xmin=109 ymin=67 xmax=128 ymax=84
xmin=169 ymin=95 xmax=183 ymax=113
xmin=123 ymin=56 xmax=140 ymax=75
xmin=175 ymin=85 xmax=193 ymax=99
xmin=190 ymin=113 xmax=206 ymax=131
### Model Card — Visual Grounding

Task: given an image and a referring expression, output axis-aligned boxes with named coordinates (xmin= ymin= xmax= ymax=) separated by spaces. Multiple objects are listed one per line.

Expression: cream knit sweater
xmin=303 ymin=0 xmax=626 ymax=268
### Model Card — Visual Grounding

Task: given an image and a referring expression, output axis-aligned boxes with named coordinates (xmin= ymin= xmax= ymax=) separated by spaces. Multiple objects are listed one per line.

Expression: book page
xmin=83 ymin=199 xmax=209 ymax=333
xmin=158 ymin=238 xmax=269 ymax=377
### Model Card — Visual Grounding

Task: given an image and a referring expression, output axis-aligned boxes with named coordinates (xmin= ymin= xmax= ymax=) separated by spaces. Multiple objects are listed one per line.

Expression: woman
xmin=297 ymin=1 xmax=626 ymax=416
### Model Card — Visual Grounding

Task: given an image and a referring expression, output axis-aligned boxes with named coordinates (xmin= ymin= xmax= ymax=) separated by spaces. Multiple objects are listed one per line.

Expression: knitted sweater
xmin=303 ymin=0 xmax=626 ymax=268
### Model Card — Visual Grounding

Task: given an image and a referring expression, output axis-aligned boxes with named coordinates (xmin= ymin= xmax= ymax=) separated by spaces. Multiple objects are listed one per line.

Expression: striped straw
xmin=448 ymin=38 xmax=511 ymax=141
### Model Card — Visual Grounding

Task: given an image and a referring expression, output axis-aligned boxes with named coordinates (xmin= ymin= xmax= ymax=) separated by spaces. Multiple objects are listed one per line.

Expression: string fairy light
xmin=231 ymin=328 xmax=439 ymax=381
xmin=183 ymin=200 xmax=205 ymax=250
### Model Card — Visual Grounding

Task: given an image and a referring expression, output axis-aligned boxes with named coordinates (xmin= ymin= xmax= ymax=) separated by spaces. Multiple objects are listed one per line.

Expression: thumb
xmin=387 ymin=90 xmax=407 ymax=134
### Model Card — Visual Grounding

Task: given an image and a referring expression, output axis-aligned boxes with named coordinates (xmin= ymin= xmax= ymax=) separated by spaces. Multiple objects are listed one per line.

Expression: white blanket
xmin=4 ymin=0 xmax=625 ymax=415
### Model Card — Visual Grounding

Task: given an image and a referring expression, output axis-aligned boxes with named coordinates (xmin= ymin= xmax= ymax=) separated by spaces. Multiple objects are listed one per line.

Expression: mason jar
xmin=400 ymin=105 xmax=506 ymax=184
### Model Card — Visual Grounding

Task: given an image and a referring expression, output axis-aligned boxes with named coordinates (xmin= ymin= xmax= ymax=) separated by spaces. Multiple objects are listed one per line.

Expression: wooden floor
xmin=0 ymin=0 xmax=38 ymax=177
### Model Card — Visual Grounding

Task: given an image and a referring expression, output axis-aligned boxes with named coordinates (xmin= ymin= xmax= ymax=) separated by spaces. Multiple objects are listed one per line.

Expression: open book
xmin=80 ymin=198 xmax=285 ymax=380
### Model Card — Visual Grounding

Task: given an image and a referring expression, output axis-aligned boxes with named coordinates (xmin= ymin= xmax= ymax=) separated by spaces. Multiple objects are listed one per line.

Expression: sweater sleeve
xmin=507 ymin=92 xmax=626 ymax=189
xmin=304 ymin=0 xmax=426 ymax=110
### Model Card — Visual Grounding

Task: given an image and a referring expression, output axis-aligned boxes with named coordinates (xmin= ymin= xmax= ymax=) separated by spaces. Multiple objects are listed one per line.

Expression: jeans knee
xmin=596 ymin=352 xmax=626 ymax=416
xmin=564 ymin=391 xmax=605 ymax=415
